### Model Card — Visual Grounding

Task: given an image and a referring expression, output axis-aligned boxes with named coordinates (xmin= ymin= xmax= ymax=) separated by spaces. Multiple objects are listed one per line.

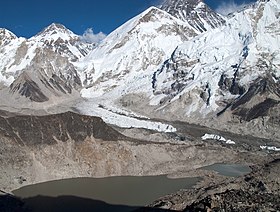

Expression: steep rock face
xmin=229 ymin=76 xmax=280 ymax=122
xmin=10 ymin=72 xmax=49 ymax=102
xmin=81 ymin=6 xmax=197 ymax=97
xmin=9 ymin=49 xmax=82 ymax=102
xmin=159 ymin=0 xmax=226 ymax=32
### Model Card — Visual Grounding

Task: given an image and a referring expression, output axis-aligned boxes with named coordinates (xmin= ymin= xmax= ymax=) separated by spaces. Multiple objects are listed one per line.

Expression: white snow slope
xmin=152 ymin=0 xmax=280 ymax=115
xmin=76 ymin=0 xmax=279 ymax=132
xmin=80 ymin=6 xmax=200 ymax=98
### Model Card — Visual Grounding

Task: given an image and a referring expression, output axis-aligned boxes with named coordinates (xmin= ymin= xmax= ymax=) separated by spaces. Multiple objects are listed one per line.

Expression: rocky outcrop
xmin=9 ymin=72 xmax=49 ymax=102
xmin=215 ymin=75 xmax=280 ymax=122
xmin=184 ymin=159 xmax=280 ymax=211
xmin=150 ymin=158 xmax=280 ymax=211
xmin=0 ymin=111 xmax=126 ymax=146
xmin=185 ymin=189 xmax=280 ymax=211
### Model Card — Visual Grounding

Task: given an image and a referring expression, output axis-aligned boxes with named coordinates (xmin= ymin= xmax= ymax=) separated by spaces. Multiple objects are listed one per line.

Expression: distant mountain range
xmin=0 ymin=0 xmax=279 ymax=140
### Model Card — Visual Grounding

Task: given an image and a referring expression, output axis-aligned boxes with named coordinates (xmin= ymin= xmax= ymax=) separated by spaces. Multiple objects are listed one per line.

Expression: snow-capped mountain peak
xmin=0 ymin=28 xmax=19 ymax=47
xmin=81 ymin=6 xmax=198 ymax=94
xmin=35 ymin=23 xmax=75 ymax=40
xmin=28 ymin=23 xmax=95 ymax=62
xmin=159 ymin=0 xmax=226 ymax=32
xmin=0 ymin=28 xmax=17 ymax=39
xmin=151 ymin=0 xmax=280 ymax=124
xmin=0 ymin=23 xmax=95 ymax=102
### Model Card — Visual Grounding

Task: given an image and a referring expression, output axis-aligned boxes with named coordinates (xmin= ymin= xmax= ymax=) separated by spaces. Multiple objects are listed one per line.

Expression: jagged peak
xmin=46 ymin=23 xmax=68 ymax=30
xmin=95 ymin=5 xmax=188 ymax=51
xmin=160 ymin=0 xmax=204 ymax=7
xmin=159 ymin=0 xmax=225 ymax=32
xmin=0 ymin=28 xmax=18 ymax=40
xmin=138 ymin=6 xmax=186 ymax=24
xmin=159 ymin=0 xmax=206 ymax=13
xmin=35 ymin=23 xmax=76 ymax=39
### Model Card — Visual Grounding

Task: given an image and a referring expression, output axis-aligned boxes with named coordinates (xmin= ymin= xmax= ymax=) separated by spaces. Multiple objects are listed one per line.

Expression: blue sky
xmin=1 ymin=0 xmax=256 ymax=38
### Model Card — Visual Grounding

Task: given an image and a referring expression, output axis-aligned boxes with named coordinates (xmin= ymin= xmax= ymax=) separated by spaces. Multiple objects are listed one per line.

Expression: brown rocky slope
xmin=150 ymin=158 xmax=280 ymax=211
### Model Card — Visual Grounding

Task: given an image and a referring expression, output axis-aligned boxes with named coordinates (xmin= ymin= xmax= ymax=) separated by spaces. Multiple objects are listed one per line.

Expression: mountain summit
xmin=81 ymin=6 xmax=196 ymax=95
xmin=36 ymin=23 xmax=73 ymax=37
xmin=0 ymin=28 xmax=18 ymax=47
xmin=159 ymin=0 xmax=226 ymax=32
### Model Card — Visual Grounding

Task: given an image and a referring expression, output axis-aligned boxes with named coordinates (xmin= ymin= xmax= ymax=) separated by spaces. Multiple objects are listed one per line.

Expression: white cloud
xmin=215 ymin=1 xmax=250 ymax=16
xmin=80 ymin=28 xmax=106 ymax=44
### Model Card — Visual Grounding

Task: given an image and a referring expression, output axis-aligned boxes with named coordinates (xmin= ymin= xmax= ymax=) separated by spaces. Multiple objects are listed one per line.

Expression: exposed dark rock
xmin=9 ymin=64 xmax=82 ymax=102
xmin=218 ymin=72 xmax=245 ymax=96
xmin=234 ymin=98 xmax=279 ymax=121
xmin=232 ymin=77 xmax=280 ymax=110
xmin=0 ymin=111 xmax=127 ymax=146
xmin=10 ymin=72 xmax=49 ymax=102
xmin=185 ymin=190 xmax=280 ymax=212
xmin=49 ymin=74 xmax=70 ymax=94
xmin=217 ymin=76 xmax=280 ymax=121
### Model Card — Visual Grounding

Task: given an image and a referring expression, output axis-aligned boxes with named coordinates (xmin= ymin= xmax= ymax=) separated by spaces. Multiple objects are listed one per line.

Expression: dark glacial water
xmin=12 ymin=164 xmax=251 ymax=211
xmin=13 ymin=175 xmax=200 ymax=211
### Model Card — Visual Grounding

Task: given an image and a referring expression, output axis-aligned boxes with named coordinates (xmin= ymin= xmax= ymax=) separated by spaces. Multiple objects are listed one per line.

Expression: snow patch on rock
xmin=202 ymin=134 xmax=236 ymax=145
xmin=260 ymin=146 xmax=280 ymax=152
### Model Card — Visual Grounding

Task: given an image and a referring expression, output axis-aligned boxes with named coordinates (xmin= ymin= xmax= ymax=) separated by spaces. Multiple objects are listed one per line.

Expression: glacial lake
xmin=12 ymin=164 xmax=251 ymax=211
xmin=13 ymin=175 xmax=200 ymax=209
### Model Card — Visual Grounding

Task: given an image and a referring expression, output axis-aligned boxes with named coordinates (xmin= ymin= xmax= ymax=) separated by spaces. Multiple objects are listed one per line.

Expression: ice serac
xmin=0 ymin=23 xmax=94 ymax=103
xmin=81 ymin=6 xmax=197 ymax=97
xmin=159 ymin=0 xmax=226 ymax=32
xmin=151 ymin=0 xmax=280 ymax=139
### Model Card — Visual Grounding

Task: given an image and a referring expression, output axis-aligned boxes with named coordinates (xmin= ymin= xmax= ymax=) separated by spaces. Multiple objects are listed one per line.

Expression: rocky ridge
xmin=0 ymin=111 xmax=125 ymax=146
